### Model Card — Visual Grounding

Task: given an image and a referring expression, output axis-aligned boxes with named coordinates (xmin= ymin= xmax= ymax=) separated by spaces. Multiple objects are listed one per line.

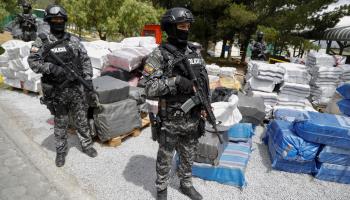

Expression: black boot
xmin=83 ymin=147 xmax=97 ymax=158
xmin=55 ymin=152 xmax=66 ymax=167
xmin=157 ymin=188 xmax=167 ymax=200
xmin=180 ymin=186 xmax=203 ymax=200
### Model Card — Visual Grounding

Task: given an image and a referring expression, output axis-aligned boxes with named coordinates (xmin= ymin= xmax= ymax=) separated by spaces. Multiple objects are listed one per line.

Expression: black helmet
xmin=161 ymin=7 xmax=194 ymax=33
xmin=257 ymin=31 xmax=264 ymax=41
xmin=22 ymin=2 xmax=31 ymax=14
xmin=161 ymin=7 xmax=194 ymax=45
xmin=44 ymin=4 xmax=68 ymax=22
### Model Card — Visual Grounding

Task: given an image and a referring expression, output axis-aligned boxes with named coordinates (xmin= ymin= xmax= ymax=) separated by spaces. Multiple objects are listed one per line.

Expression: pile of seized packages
xmin=1 ymin=37 xmax=350 ymax=188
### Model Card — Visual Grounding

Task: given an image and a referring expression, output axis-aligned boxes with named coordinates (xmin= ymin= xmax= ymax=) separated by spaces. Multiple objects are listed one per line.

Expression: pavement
xmin=1 ymin=87 xmax=350 ymax=200
xmin=0 ymin=125 xmax=65 ymax=200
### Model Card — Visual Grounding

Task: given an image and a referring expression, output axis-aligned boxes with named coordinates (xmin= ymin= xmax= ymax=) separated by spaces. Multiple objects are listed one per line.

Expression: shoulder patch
xmin=143 ymin=64 xmax=156 ymax=76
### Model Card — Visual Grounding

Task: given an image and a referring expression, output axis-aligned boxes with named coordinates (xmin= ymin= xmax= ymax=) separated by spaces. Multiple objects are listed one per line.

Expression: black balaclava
xmin=167 ymin=24 xmax=189 ymax=50
xmin=49 ymin=20 xmax=66 ymax=38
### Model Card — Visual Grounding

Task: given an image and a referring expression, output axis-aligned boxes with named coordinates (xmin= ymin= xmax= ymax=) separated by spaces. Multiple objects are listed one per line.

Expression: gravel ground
xmin=1 ymin=88 xmax=350 ymax=200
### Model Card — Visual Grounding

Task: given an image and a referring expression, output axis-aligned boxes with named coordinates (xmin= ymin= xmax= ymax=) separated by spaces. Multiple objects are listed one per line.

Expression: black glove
xmin=49 ymin=64 xmax=65 ymax=77
xmin=175 ymin=75 xmax=193 ymax=93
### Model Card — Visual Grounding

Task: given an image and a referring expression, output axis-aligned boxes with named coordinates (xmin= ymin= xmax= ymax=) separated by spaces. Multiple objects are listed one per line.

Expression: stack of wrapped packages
xmin=81 ymin=40 xmax=123 ymax=78
xmin=269 ymin=109 xmax=350 ymax=184
xmin=193 ymin=91 xmax=255 ymax=188
xmin=276 ymin=62 xmax=314 ymax=111
xmin=245 ymin=61 xmax=285 ymax=118
xmin=92 ymin=76 xmax=142 ymax=142
xmin=306 ymin=51 xmax=342 ymax=106
xmin=338 ymin=64 xmax=350 ymax=85
xmin=0 ymin=40 xmax=42 ymax=92
xmin=205 ymin=64 xmax=240 ymax=90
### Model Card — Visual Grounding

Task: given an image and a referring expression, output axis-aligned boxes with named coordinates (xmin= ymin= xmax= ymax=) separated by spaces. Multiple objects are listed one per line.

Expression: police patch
xmin=143 ymin=64 xmax=156 ymax=76
xmin=30 ymin=46 xmax=39 ymax=53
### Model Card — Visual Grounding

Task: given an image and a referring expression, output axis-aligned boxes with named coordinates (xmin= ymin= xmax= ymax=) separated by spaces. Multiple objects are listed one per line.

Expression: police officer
xmin=28 ymin=4 xmax=97 ymax=167
xmin=251 ymin=31 xmax=267 ymax=61
xmin=13 ymin=2 xmax=37 ymax=41
xmin=143 ymin=7 xmax=209 ymax=200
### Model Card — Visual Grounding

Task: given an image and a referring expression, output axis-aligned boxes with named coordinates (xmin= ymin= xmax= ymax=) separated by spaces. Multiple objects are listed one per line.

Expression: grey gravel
xmin=1 ymin=88 xmax=350 ymax=200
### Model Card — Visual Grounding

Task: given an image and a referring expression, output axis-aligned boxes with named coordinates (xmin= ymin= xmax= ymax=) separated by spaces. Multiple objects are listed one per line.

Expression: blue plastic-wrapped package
xmin=337 ymin=99 xmax=350 ymax=116
xmin=267 ymin=131 xmax=316 ymax=174
xmin=192 ymin=140 xmax=252 ymax=188
xmin=293 ymin=112 xmax=350 ymax=149
xmin=273 ymin=108 xmax=309 ymax=122
xmin=336 ymin=83 xmax=350 ymax=99
xmin=267 ymin=120 xmax=320 ymax=161
xmin=315 ymin=162 xmax=350 ymax=184
xmin=318 ymin=146 xmax=350 ymax=166
xmin=228 ymin=123 xmax=254 ymax=142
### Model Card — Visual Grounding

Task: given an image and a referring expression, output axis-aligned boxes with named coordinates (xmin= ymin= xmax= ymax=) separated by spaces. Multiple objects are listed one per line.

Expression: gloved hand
xmin=49 ymin=64 xmax=65 ymax=77
xmin=175 ymin=75 xmax=193 ymax=93
xmin=87 ymin=91 xmax=99 ymax=107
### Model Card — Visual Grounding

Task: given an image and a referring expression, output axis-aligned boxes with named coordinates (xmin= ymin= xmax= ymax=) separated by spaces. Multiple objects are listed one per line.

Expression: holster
xmin=149 ymin=112 xmax=162 ymax=142
xmin=40 ymin=83 xmax=56 ymax=115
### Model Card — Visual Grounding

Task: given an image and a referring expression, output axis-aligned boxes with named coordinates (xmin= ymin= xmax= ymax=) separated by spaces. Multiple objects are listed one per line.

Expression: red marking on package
xmin=30 ymin=46 xmax=39 ymax=53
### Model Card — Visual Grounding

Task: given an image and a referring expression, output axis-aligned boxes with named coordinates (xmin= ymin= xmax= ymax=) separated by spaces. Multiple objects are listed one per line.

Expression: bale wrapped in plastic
xmin=315 ymin=162 xmax=350 ymax=184
xmin=94 ymin=99 xmax=141 ymax=142
xmin=337 ymin=99 xmax=350 ymax=116
xmin=228 ymin=123 xmax=254 ymax=142
xmin=2 ymin=40 xmax=32 ymax=59
xmin=92 ymin=76 xmax=130 ymax=104
xmin=237 ymin=94 xmax=266 ymax=125
xmin=267 ymin=120 xmax=320 ymax=162
xmin=273 ymin=108 xmax=309 ymax=122
xmin=195 ymin=125 xmax=229 ymax=166
xmin=293 ymin=112 xmax=350 ymax=149
xmin=337 ymin=83 xmax=350 ymax=99
xmin=192 ymin=140 xmax=252 ymax=188
xmin=318 ymin=146 xmax=350 ymax=166
xmin=266 ymin=129 xmax=317 ymax=174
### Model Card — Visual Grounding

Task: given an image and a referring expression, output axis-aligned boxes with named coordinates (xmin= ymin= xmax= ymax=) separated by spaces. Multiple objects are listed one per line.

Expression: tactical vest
xmin=19 ymin=14 xmax=36 ymax=32
xmin=160 ymin=43 xmax=210 ymax=103
xmin=39 ymin=33 xmax=82 ymax=85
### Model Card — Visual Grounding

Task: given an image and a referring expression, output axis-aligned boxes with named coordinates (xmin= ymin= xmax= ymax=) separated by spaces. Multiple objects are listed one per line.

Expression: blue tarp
xmin=228 ymin=123 xmax=254 ymax=142
xmin=273 ymin=108 xmax=309 ymax=122
xmin=266 ymin=120 xmax=320 ymax=161
xmin=315 ymin=162 xmax=350 ymax=184
xmin=318 ymin=146 xmax=350 ymax=166
xmin=336 ymin=84 xmax=350 ymax=99
xmin=337 ymin=99 xmax=350 ymax=116
xmin=192 ymin=140 xmax=252 ymax=188
xmin=293 ymin=112 xmax=350 ymax=149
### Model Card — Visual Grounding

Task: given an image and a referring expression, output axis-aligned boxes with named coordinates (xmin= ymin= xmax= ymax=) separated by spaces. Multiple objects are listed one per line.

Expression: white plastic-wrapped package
xmin=208 ymin=75 xmax=220 ymax=89
xmin=0 ymin=67 xmax=16 ymax=79
xmin=306 ymin=51 xmax=336 ymax=67
xmin=15 ymin=68 xmax=42 ymax=81
xmin=251 ymin=91 xmax=278 ymax=107
xmin=219 ymin=67 xmax=236 ymax=78
xmin=121 ymin=37 xmax=156 ymax=47
xmin=23 ymin=79 xmax=41 ymax=92
xmin=107 ymin=47 xmax=150 ymax=71
xmin=107 ymin=49 xmax=143 ymax=72
xmin=0 ymin=51 xmax=9 ymax=68
xmin=212 ymin=95 xmax=242 ymax=127
xmin=2 ymin=40 xmax=32 ymax=59
xmin=85 ymin=47 xmax=110 ymax=69
xmin=205 ymin=64 xmax=221 ymax=76
xmin=4 ymin=78 xmax=21 ymax=88
xmin=247 ymin=77 xmax=275 ymax=93
xmin=8 ymin=57 xmax=30 ymax=71
xmin=278 ymin=62 xmax=307 ymax=70
xmin=251 ymin=62 xmax=285 ymax=83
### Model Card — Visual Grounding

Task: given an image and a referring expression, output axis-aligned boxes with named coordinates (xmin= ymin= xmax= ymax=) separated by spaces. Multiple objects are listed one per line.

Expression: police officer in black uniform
xmin=28 ymin=5 xmax=97 ymax=167
xmin=143 ymin=7 xmax=210 ymax=200
xmin=251 ymin=31 xmax=267 ymax=61
xmin=13 ymin=2 xmax=37 ymax=41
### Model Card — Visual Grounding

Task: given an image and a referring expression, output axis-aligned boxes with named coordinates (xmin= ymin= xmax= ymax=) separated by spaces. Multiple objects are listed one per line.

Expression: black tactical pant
xmin=53 ymin=86 xmax=92 ymax=154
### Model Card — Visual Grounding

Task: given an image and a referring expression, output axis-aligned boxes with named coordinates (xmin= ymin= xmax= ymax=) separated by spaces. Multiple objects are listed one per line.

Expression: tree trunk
xmin=220 ymin=39 xmax=227 ymax=58
xmin=240 ymin=37 xmax=250 ymax=63
xmin=98 ymin=30 xmax=106 ymax=41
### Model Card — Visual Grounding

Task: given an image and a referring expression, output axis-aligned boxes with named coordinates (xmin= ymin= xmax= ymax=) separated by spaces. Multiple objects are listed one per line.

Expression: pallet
xmin=106 ymin=117 xmax=150 ymax=147
xmin=6 ymin=84 xmax=42 ymax=96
